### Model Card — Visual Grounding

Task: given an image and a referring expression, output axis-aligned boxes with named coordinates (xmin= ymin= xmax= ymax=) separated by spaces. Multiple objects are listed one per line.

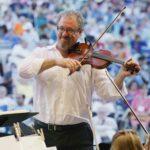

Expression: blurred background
xmin=0 ymin=0 xmax=150 ymax=144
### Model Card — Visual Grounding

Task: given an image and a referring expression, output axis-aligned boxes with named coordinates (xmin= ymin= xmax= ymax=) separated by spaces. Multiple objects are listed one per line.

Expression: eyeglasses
xmin=57 ymin=26 xmax=80 ymax=34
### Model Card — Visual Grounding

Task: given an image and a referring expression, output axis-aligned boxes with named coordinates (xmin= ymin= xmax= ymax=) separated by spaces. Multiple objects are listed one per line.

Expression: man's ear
xmin=77 ymin=29 xmax=83 ymax=39
xmin=79 ymin=29 xmax=83 ymax=34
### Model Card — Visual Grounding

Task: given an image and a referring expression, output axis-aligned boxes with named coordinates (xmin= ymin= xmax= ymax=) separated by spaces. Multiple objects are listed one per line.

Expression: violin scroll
xmin=124 ymin=59 xmax=141 ymax=75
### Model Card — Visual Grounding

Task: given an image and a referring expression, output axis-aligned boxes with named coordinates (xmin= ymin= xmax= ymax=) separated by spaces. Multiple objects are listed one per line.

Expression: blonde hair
xmin=110 ymin=129 xmax=144 ymax=150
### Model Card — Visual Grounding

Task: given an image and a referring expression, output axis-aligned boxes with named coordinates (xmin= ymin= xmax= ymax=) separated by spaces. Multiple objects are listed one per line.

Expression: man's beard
xmin=60 ymin=38 xmax=73 ymax=50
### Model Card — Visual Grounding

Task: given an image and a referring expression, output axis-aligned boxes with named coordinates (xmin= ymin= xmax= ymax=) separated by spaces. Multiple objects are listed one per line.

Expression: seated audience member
xmin=131 ymin=84 xmax=150 ymax=129
xmin=93 ymin=104 xmax=117 ymax=143
xmin=116 ymin=79 xmax=141 ymax=111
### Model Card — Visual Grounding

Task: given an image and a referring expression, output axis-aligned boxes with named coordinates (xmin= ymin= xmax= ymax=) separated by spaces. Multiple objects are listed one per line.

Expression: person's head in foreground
xmin=110 ymin=129 xmax=145 ymax=150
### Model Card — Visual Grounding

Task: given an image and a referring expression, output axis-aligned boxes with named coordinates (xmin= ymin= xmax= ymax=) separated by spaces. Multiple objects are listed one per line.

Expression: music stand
xmin=0 ymin=111 xmax=38 ymax=127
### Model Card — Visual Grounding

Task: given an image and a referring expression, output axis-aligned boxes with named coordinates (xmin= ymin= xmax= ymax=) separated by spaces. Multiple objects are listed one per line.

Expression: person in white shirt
xmin=93 ymin=104 xmax=117 ymax=143
xmin=18 ymin=10 xmax=140 ymax=150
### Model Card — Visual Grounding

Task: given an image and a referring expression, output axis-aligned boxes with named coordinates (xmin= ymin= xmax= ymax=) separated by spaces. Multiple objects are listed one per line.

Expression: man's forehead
xmin=58 ymin=16 xmax=78 ymax=27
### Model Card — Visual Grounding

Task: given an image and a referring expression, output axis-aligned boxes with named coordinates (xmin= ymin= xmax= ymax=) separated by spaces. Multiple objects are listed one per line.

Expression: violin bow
xmin=105 ymin=70 xmax=150 ymax=149
xmin=92 ymin=6 xmax=126 ymax=48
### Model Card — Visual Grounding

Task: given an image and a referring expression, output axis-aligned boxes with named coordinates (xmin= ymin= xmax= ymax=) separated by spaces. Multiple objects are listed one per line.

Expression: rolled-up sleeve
xmin=18 ymin=48 xmax=45 ymax=79
xmin=93 ymin=68 xmax=128 ymax=101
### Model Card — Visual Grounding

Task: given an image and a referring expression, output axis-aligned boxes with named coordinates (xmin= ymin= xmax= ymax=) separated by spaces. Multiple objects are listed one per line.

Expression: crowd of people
xmin=0 ymin=0 xmax=150 ymax=146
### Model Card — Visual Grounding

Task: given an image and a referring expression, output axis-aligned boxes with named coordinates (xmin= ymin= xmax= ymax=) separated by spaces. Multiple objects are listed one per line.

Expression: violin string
xmin=93 ymin=52 xmax=124 ymax=65
xmin=92 ymin=6 xmax=126 ymax=48
xmin=79 ymin=46 xmax=92 ymax=64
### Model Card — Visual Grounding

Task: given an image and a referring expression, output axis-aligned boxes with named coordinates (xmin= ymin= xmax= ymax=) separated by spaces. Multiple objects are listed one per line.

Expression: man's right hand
xmin=55 ymin=58 xmax=81 ymax=74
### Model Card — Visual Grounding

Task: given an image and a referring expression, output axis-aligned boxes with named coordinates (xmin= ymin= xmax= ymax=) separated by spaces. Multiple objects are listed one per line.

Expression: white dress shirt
xmin=18 ymin=44 xmax=127 ymax=125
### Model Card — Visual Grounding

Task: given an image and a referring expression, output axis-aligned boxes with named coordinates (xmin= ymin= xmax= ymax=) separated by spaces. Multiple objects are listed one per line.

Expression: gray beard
xmin=60 ymin=41 xmax=72 ymax=51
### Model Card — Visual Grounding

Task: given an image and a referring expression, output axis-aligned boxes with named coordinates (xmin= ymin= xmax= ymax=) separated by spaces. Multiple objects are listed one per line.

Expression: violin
xmin=68 ymin=41 xmax=140 ymax=74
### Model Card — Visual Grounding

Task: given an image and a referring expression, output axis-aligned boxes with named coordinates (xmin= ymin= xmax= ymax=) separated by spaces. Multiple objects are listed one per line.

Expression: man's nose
xmin=62 ymin=30 xmax=69 ymax=35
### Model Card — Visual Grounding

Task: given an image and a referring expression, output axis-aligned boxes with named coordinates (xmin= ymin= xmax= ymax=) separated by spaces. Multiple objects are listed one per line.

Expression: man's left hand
xmin=120 ymin=58 xmax=141 ymax=77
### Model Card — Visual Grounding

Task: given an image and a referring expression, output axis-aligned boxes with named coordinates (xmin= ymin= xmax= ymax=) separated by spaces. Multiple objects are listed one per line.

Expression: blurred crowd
xmin=0 ymin=0 xmax=150 ymax=143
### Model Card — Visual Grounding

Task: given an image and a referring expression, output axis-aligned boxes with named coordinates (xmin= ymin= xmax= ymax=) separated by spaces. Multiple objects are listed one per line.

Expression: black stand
xmin=0 ymin=111 xmax=38 ymax=137
xmin=0 ymin=111 xmax=38 ymax=127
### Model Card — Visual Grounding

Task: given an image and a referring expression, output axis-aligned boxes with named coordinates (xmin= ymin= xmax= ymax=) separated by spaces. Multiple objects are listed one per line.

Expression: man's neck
xmin=56 ymin=44 xmax=68 ymax=58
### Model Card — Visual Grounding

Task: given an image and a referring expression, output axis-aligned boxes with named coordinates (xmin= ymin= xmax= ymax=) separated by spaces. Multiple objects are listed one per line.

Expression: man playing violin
xmin=18 ymin=10 xmax=140 ymax=150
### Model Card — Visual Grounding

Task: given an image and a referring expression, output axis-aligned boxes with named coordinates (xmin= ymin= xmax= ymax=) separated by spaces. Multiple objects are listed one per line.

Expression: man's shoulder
xmin=33 ymin=44 xmax=56 ymax=53
xmin=46 ymin=43 xmax=56 ymax=51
